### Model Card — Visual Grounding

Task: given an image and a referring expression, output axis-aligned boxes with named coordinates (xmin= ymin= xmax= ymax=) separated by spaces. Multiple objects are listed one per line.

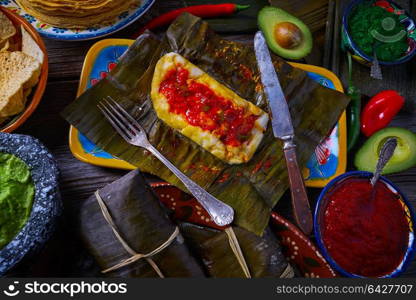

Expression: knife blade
xmin=254 ymin=32 xmax=294 ymax=139
xmin=254 ymin=31 xmax=313 ymax=235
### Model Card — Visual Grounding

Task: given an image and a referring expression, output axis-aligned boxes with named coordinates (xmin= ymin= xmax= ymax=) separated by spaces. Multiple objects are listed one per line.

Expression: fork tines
xmin=97 ymin=96 xmax=144 ymax=141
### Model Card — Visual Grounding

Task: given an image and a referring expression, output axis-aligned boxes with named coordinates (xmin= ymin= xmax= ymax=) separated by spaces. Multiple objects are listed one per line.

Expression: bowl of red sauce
xmin=314 ymin=171 xmax=415 ymax=277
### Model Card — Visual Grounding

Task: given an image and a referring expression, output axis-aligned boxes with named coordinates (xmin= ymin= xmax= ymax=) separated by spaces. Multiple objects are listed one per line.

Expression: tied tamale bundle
xmin=79 ymin=169 xmax=205 ymax=278
xmin=62 ymin=13 xmax=350 ymax=235
xmin=180 ymin=223 xmax=293 ymax=278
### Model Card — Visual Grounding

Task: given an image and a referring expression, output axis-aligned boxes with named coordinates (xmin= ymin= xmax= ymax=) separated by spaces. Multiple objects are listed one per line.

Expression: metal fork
xmin=98 ymin=96 xmax=234 ymax=226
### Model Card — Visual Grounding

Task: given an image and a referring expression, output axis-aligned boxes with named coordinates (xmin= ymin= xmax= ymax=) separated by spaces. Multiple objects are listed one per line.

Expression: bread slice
xmin=21 ymin=25 xmax=44 ymax=64
xmin=0 ymin=51 xmax=41 ymax=117
xmin=0 ymin=10 xmax=16 ymax=42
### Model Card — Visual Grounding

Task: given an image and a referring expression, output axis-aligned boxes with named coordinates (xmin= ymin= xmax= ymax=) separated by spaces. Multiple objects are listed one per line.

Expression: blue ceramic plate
xmin=1 ymin=0 xmax=155 ymax=41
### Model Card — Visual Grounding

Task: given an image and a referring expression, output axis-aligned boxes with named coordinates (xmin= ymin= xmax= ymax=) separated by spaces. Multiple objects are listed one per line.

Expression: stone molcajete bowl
xmin=0 ymin=133 xmax=61 ymax=276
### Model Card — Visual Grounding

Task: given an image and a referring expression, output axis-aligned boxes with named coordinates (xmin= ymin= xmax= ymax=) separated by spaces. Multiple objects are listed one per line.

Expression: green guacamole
xmin=349 ymin=2 xmax=408 ymax=61
xmin=0 ymin=153 xmax=35 ymax=249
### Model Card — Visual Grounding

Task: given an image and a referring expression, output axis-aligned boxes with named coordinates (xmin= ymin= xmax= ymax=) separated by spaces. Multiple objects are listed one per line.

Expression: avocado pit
xmin=274 ymin=22 xmax=303 ymax=49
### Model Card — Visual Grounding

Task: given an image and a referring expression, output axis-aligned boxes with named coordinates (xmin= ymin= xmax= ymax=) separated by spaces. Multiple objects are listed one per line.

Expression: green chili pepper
xmin=346 ymin=52 xmax=361 ymax=151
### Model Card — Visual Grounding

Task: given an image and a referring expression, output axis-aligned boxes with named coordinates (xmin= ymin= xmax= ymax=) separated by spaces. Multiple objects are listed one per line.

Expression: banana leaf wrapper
xmin=62 ymin=13 xmax=350 ymax=235
xmin=180 ymin=223 xmax=292 ymax=278
xmin=79 ymin=169 xmax=205 ymax=278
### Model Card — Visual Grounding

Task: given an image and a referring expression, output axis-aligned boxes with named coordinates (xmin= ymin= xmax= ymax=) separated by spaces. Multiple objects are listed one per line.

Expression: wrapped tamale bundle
xmin=79 ymin=170 xmax=205 ymax=278
xmin=180 ymin=223 xmax=293 ymax=278
xmin=62 ymin=13 xmax=350 ymax=236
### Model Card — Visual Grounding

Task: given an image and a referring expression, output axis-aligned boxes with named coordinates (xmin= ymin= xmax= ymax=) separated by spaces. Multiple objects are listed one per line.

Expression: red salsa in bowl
xmin=314 ymin=171 xmax=415 ymax=277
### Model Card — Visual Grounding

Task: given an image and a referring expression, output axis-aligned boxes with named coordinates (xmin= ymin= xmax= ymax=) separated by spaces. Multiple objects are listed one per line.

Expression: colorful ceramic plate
xmin=0 ymin=6 xmax=48 ymax=133
xmin=1 ymin=0 xmax=155 ymax=41
xmin=150 ymin=181 xmax=337 ymax=278
xmin=69 ymin=39 xmax=347 ymax=187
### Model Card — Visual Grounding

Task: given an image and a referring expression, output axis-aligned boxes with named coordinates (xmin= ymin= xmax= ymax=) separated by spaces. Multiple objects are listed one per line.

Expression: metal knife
xmin=254 ymin=31 xmax=313 ymax=235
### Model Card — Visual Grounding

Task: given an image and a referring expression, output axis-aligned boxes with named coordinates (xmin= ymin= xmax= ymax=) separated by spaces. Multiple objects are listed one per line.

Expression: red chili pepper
xmin=132 ymin=4 xmax=250 ymax=38
xmin=374 ymin=0 xmax=395 ymax=13
xmin=361 ymin=90 xmax=404 ymax=137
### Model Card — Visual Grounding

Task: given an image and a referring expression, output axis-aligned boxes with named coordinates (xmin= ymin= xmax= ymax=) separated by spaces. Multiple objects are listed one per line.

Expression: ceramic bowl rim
xmin=314 ymin=170 xmax=416 ymax=278
xmin=342 ymin=0 xmax=416 ymax=65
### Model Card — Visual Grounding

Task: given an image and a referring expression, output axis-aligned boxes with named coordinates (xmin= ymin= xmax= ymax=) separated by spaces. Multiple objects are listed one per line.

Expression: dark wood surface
xmin=7 ymin=0 xmax=416 ymax=277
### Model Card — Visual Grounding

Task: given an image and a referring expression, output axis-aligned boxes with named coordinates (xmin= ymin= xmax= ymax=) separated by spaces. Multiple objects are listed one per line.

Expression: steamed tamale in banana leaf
xmin=62 ymin=13 xmax=350 ymax=236
xmin=151 ymin=52 xmax=269 ymax=164
xmin=78 ymin=169 xmax=205 ymax=278
xmin=179 ymin=223 xmax=293 ymax=278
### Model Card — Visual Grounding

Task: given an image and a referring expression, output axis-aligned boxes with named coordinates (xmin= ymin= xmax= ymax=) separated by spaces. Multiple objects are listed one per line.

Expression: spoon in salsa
xmin=370 ymin=137 xmax=397 ymax=186
xmin=370 ymin=43 xmax=383 ymax=80
xmin=361 ymin=137 xmax=398 ymax=217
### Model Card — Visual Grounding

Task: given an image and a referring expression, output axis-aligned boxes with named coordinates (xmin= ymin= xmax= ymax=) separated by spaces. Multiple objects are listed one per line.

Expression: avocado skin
xmin=355 ymin=127 xmax=416 ymax=174
xmin=258 ymin=6 xmax=313 ymax=60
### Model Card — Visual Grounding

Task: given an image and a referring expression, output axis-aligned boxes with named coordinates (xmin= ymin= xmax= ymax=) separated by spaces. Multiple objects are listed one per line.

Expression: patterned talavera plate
xmin=0 ymin=0 xmax=155 ymax=41
xmin=151 ymin=181 xmax=337 ymax=278
xmin=69 ymin=39 xmax=347 ymax=187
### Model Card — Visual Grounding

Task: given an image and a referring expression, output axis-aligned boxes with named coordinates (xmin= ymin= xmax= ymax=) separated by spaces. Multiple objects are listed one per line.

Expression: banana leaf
xmin=62 ymin=13 xmax=350 ymax=235
xmin=179 ymin=223 xmax=292 ymax=278
xmin=79 ymin=170 xmax=205 ymax=277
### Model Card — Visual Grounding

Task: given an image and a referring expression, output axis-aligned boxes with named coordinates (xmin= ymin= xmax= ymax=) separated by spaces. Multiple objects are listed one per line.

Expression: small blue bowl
xmin=342 ymin=0 xmax=416 ymax=66
xmin=314 ymin=171 xmax=416 ymax=278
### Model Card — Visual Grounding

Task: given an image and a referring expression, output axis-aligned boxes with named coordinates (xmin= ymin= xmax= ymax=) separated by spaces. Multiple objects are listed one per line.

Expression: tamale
xmin=79 ymin=169 xmax=205 ymax=278
xmin=180 ymin=223 xmax=293 ymax=278
xmin=62 ymin=13 xmax=350 ymax=236
xmin=151 ymin=52 xmax=268 ymax=164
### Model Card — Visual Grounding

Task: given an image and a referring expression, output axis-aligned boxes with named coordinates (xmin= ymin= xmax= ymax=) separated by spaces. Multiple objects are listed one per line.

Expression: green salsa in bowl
xmin=342 ymin=0 xmax=416 ymax=66
xmin=0 ymin=153 xmax=35 ymax=250
xmin=0 ymin=133 xmax=61 ymax=275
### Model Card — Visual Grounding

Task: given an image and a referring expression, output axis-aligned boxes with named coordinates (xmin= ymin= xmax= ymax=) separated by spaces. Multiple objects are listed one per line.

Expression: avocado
xmin=258 ymin=6 xmax=313 ymax=60
xmin=355 ymin=127 xmax=416 ymax=174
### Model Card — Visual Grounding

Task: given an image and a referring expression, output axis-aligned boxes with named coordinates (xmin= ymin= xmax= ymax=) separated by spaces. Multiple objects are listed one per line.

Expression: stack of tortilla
xmin=16 ymin=0 xmax=139 ymax=29
xmin=0 ymin=10 xmax=43 ymax=126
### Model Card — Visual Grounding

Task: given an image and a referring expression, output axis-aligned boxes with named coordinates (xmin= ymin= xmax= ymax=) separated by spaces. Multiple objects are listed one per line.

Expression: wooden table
xmin=8 ymin=0 xmax=416 ymax=277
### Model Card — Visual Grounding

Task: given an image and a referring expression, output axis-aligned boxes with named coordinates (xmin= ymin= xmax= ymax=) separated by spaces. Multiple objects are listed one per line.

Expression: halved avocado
xmin=355 ymin=127 xmax=416 ymax=174
xmin=258 ymin=6 xmax=313 ymax=60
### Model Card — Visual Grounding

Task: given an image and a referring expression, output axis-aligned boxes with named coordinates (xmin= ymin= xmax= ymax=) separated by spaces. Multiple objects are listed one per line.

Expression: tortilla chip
xmin=0 ymin=85 xmax=24 ymax=118
xmin=0 ymin=39 xmax=10 ymax=52
xmin=0 ymin=51 xmax=41 ymax=118
xmin=0 ymin=10 xmax=16 ymax=41
xmin=21 ymin=25 xmax=44 ymax=64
